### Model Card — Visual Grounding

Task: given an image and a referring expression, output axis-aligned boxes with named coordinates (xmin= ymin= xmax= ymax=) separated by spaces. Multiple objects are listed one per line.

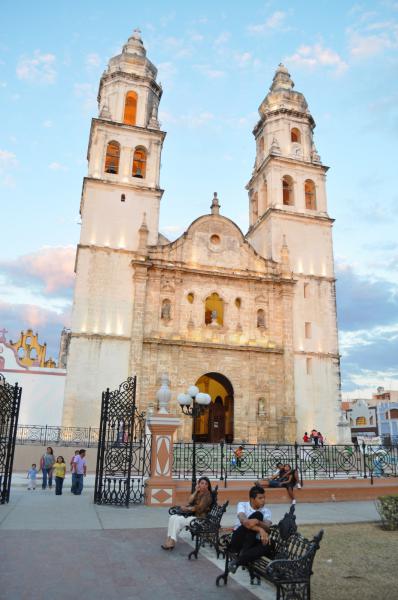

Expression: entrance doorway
xmin=193 ymin=373 xmax=234 ymax=443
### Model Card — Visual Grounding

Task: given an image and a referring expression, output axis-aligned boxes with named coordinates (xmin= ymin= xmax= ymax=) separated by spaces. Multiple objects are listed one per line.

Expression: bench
xmin=216 ymin=506 xmax=323 ymax=600
xmin=187 ymin=500 xmax=229 ymax=560
xmin=168 ymin=485 xmax=229 ymax=559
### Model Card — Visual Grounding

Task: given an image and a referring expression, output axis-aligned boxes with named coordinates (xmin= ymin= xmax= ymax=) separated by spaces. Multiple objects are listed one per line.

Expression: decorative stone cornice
xmin=143 ymin=336 xmax=284 ymax=354
xmin=72 ymin=332 xmax=131 ymax=342
xmin=246 ymin=207 xmax=334 ymax=238
xmin=294 ymin=350 xmax=340 ymax=360
xmin=247 ymin=153 xmax=329 ymax=188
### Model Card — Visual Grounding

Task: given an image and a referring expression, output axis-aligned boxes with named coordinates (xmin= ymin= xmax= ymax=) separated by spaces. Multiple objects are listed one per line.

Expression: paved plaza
xmin=0 ymin=482 xmax=381 ymax=600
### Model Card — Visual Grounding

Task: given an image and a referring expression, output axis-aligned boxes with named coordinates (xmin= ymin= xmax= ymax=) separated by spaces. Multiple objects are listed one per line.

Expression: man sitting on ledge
xmin=228 ymin=485 xmax=273 ymax=574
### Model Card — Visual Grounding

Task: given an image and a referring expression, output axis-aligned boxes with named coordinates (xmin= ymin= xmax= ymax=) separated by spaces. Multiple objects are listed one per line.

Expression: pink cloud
xmin=0 ymin=246 xmax=75 ymax=296
xmin=0 ymin=301 xmax=71 ymax=359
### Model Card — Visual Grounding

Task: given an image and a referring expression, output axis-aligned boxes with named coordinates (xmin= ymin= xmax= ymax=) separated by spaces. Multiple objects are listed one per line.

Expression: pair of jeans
xmin=71 ymin=472 xmax=77 ymax=493
xmin=55 ymin=476 xmax=64 ymax=495
xmin=230 ymin=511 xmax=273 ymax=566
xmin=42 ymin=468 xmax=53 ymax=489
xmin=73 ymin=474 xmax=84 ymax=495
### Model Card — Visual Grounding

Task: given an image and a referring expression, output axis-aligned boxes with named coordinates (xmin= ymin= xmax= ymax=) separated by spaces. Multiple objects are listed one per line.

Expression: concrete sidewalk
xmin=0 ymin=487 xmax=380 ymax=531
xmin=0 ymin=487 xmax=382 ymax=600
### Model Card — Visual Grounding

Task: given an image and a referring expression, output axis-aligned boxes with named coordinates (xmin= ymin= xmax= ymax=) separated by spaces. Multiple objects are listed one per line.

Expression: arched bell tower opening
xmin=194 ymin=373 xmax=234 ymax=443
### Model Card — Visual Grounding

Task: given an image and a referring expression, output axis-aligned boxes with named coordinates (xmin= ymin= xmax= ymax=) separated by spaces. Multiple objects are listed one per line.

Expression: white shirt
xmin=234 ymin=501 xmax=272 ymax=530
xmin=73 ymin=455 xmax=86 ymax=475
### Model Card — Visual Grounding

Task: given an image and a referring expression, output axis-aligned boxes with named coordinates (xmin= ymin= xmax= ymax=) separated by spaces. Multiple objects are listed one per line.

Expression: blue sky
xmin=1 ymin=1 xmax=397 ymax=398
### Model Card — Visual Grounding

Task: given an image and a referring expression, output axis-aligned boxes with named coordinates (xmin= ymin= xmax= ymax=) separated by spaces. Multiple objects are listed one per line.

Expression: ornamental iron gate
xmin=94 ymin=377 xmax=151 ymax=507
xmin=0 ymin=374 xmax=22 ymax=504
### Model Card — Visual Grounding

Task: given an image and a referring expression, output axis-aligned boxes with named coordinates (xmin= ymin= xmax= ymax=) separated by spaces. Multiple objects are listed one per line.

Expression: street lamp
xmin=177 ymin=385 xmax=211 ymax=492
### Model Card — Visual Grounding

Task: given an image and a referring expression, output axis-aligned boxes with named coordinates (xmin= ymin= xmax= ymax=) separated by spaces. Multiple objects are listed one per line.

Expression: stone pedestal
xmin=145 ymin=414 xmax=180 ymax=506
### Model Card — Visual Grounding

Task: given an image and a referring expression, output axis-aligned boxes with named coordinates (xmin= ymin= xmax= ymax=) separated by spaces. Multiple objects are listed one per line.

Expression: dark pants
xmin=230 ymin=511 xmax=273 ymax=566
xmin=71 ymin=472 xmax=77 ymax=493
xmin=42 ymin=468 xmax=53 ymax=489
xmin=73 ymin=474 xmax=84 ymax=495
xmin=55 ymin=476 xmax=64 ymax=495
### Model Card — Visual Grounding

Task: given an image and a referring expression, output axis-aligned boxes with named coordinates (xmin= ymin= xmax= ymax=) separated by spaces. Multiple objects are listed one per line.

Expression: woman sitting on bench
xmin=161 ymin=477 xmax=213 ymax=550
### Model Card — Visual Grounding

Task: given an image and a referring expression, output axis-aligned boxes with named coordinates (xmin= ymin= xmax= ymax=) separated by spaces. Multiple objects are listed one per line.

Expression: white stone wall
xmin=62 ymin=335 xmax=131 ymax=427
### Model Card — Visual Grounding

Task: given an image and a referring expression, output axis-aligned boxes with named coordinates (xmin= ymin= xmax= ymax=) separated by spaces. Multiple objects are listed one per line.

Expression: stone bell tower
xmin=62 ymin=30 xmax=166 ymax=427
xmin=246 ymin=64 xmax=343 ymax=443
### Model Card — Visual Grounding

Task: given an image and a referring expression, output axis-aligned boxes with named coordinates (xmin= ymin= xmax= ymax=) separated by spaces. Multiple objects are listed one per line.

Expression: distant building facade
xmin=343 ymin=387 xmax=398 ymax=443
xmin=0 ymin=328 xmax=66 ymax=425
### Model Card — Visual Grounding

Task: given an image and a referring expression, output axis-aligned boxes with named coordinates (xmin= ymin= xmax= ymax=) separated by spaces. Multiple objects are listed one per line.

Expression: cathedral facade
xmin=62 ymin=30 xmax=345 ymax=444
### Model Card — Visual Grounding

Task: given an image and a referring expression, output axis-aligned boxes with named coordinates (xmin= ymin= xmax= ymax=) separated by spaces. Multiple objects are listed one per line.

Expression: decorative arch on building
xmin=132 ymin=146 xmax=147 ymax=178
xmin=194 ymin=372 xmax=234 ymax=443
xmin=123 ymin=91 xmax=138 ymax=125
xmin=291 ymin=127 xmax=301 ymax=143
xmin=282 ymin=175 xmax=294 ymax=206
xmin=305 ymin=179 xmax=316 ymax=210
xmin=204 ymin=292 xmax=224 ymax=326
xmin=105 ymin=141 xmax=120 ymax=174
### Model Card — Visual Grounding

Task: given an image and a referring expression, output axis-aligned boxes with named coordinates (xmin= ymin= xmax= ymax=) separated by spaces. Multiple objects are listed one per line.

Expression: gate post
xmin=145 ymin=414 xmax=181 ymax=506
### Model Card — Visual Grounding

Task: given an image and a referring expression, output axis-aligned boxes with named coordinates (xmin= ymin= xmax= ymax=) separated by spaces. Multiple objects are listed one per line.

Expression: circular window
xmin=210 ymin=234 xmax=221 ymax=245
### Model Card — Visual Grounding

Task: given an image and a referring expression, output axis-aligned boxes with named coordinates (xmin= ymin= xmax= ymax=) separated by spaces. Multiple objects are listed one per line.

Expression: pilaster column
xmin=145 ymin=414 xmax=181 ymax=506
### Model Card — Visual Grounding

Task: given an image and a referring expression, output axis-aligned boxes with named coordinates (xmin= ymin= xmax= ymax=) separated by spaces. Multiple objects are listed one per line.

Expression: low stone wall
xmin=13 ymin=445 xmax=98 ymax=473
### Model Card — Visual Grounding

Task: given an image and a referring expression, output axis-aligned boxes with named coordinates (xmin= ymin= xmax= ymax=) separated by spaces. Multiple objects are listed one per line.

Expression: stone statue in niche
xmin=161 ymin=300 xmax=171 ymax=320
xmin=210 ymin=310 xmax=218 ymax=325
xmin=257 ymin=310 xmax=265 ymax=328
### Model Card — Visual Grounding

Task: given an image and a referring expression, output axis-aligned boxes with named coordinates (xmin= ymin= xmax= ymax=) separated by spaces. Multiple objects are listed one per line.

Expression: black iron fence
xmin=16 ymin=425 xmax=100 ymax=448
xmin=173 ymin=441 xmax=398 ymax=485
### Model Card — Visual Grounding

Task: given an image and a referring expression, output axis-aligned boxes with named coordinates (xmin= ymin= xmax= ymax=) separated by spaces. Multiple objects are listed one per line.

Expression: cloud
xmin=336 ymin=263 xmax=398 ymax=331
xmin=157 ymin=62 xmax=178 ymax=83
xmin=336 ymin=262 xmax=398 ymax=393
xmin=214 ymin=32 xmax=231 ymax=46
xmin=234 ymin=52 xmax=261 ymax=69
xmin=247 ymin=11 xmax=290 ymax=34
xmin=0 ymin=246 xmax=75 ymax=297
xmin=284 ymin=43 xmax=348 ymax=75
xmin=16 ymin=51 xmax=56 ymax=83
xmin=194 ymin=64 xmax=226 ymax=78
xmin=347 ymin=17 xmax=398 ymax=58
xmin=159 ymin=110 xmax=215 ymax=128
xmin=48 ymin=162 xmax=69 ymax=171
xmin=74 ymin=83 xmax=97 ymax=111
xmin=161 ymin=224 xmax=183 ymax=233
xmin=0 ymin=301 xmax=71 ymax=361
xmin=42 ymin=119 xmax=53 ymax=128
xmin=0 ymin=149 xmax=17 ymax=188
xmin=85 ymin=52 xmax=101 ymax=68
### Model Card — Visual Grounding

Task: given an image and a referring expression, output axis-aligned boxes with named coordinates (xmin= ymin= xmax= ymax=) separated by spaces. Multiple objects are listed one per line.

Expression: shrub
xmin=375 ymin=495 xmax=398 ymax=531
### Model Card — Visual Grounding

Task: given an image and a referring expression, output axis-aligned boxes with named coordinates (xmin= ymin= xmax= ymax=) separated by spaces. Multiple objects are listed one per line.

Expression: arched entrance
xmin=193 ymin=373 xmax=234 ymax=443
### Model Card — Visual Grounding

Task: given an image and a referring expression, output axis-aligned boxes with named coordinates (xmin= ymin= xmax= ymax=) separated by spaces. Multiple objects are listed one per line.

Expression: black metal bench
xmin=216 ymin=506 xmax=323 ymax=600
xmin=187 ymin=500 xmax=229 ymax=560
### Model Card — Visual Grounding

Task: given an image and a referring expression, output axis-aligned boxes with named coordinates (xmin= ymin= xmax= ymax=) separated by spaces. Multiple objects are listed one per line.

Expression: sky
xmin=0 ymin=0 xmax=397 ymax=399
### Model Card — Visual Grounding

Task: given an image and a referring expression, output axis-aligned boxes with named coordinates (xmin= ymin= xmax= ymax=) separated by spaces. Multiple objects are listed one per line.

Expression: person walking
xmin=70 ymin=450 xmax=79 ymax=493
xmin=53 ymin=456 xmax=66 ymax=495
xmin=27 ymin=463 xmax=38 ymax=490
xmin=40 ymin=447 xmax=55 ymax=489
xmin=72 ymin=449 xmax=87 ymax=495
